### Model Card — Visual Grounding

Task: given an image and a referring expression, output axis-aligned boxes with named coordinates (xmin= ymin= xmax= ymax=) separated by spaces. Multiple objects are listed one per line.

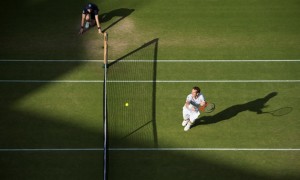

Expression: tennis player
xmin=79 ymin=3 xmax=102 ymax=35
xmin=182 ymin=86 xmax=206 ymax=131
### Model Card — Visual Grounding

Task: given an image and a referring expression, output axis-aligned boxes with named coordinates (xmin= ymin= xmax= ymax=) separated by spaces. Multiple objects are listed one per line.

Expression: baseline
xmin=0 ymin=80 xmax=300 ymax=83
xmin=0 ymin=59 xmax=300 ymax=62
xmin=0 ymin=148 xmax=299 ymax=152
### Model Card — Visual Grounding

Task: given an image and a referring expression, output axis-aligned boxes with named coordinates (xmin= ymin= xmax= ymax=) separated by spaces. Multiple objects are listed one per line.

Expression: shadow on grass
xmin=0 ymin=0 xmax=299 ymax=179
xmin=108 ymin=38 xmax=158 ymax=67
xmin=100 ymin=8 xmax=135 ymax=32
xmin=0 ymin=97 xmax=103 ymax=180
xmin=106 ymin=38 xmax=159 ymax=148
xmin=108 ymin=150 xmax=298 ymax=180
xmin=193 ymin=92 xmax=278 ymax=127
xmin=0 ymin=0 xmax=103 ymax=179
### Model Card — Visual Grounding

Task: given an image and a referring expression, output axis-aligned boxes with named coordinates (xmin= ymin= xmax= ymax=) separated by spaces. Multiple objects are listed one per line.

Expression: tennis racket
xmin=199 ymin=102 xmax=215 ymax=113
xmin=261 ymin=107 xmax=293 ymax=116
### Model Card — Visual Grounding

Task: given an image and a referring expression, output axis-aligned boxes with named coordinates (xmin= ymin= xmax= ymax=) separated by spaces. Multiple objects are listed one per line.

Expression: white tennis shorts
xmin=182 ymin=106 xmax=200 ymax=123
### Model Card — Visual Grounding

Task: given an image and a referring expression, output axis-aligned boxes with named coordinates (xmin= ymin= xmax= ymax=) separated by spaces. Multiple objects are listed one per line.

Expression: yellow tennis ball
xmin=125 ymin=102 xmax=129 ymax=107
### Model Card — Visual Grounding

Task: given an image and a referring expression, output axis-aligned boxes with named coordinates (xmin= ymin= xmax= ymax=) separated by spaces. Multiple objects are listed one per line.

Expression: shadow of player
xmin=193 ymin=92 xmax=278 ymax=126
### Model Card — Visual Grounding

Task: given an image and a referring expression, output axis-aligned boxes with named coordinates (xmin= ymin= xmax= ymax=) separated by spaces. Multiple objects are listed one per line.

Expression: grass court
xmin=0 ymin=0 xmax=300 ymax=179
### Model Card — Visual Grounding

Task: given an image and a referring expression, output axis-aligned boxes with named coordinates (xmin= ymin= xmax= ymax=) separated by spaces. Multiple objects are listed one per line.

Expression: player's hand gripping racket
xmin=199 ymin=102 xmax=215 ymax=113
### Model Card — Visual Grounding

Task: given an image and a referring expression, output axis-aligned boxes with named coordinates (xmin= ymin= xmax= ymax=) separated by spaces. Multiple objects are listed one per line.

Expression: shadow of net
xmin=106 ymin=39 xmax=158 ymax=148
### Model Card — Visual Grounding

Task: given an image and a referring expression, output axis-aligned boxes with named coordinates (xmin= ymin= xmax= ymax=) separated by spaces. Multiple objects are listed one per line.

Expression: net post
xmin=104 ymin=32 xmax=108 ymax=66
xmin=103 ymin=32 xmax=108 ymax=180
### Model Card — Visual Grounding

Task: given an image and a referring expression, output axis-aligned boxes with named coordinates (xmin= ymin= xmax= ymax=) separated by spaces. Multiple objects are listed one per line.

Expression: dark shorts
xmin=84 ymin=13 xmax=96 ymax=20
xmin=90 ymin=13 xmax=96 ymax=20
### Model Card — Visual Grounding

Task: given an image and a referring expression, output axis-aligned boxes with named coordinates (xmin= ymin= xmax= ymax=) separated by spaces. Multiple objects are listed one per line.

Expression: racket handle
xmin=199 ymin=102 xmax=208 ymax=112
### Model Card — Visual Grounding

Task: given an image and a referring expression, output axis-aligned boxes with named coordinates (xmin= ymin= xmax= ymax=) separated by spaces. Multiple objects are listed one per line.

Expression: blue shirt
xmin=82 ymin=3 xmax=99 ymax=15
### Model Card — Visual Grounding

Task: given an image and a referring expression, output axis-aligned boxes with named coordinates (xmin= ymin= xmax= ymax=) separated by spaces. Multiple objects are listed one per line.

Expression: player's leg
xmin=182 ymin=106 xmax=190 ymax=126
xmin=85 ymin=14 xmax=90 ymax=21
xmin=184 ymin=111 xmax=200 ymax=131
xmin=84 ymin=14 xmax=91 ymax=28
xmin=84 ymin=14 xmax=95 ymax=27
xmin=89 ymin=13 xmax=96 ymax=26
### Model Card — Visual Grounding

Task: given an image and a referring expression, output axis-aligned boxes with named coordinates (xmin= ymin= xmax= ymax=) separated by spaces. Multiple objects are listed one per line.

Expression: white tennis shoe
xmin=182 ymin=119 xmax=189 ymax=127
xmin=184 ymin=122 xmax=192 ymax=131
xmin=85 ymin=22 xmax=90 ymax=29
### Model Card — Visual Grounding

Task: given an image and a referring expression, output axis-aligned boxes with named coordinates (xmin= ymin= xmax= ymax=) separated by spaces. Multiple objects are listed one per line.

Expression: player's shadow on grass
xmin=194 ymin=92 xmax=278 ymax=127
xmin=100 ymin=8 xmax=135 ymax=32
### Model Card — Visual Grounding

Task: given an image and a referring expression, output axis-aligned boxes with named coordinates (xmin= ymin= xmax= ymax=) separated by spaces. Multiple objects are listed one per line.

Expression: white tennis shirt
xmin=186 ymin=93 xmax=205 ymax=112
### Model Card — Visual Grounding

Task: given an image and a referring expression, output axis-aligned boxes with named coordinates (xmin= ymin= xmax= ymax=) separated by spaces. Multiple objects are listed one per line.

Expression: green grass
xmin=0 ymin=83 xmax=103 ymax=148
xmin=157 ymin=62 xmax=300 ymax=80
xmin=0 ymin=0 xmax=300 ymax=179
xmin=157 ymin=82 xmax=300 ymax=148
xmin=108 ymin=151 xmax=300 ymax=180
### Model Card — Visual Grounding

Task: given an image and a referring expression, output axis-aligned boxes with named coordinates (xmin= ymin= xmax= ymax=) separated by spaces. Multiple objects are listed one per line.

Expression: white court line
xmin=0 ymin=60 xmax=102 ymax=62
xmin=0 ymin=148 xmax=300 ymax=152
xmin=109 ymin=60 xmax=300 ymax=62
xmin=0 ymin=80 xmax=103 ymax=83
xmin=0 ymin=80 xmax=300 ymax=83
xmin=109 ymin=148 xmax=300 ymax=151
xmin=107 ymin=80 xmax=300 ymax=83
xmin=0 ymin=59 xmax=300 ymax=62
xmin=0 ymin=148 xmax=102 ymax=152
xmin=0 ymin=60 xmax=299 ymax=83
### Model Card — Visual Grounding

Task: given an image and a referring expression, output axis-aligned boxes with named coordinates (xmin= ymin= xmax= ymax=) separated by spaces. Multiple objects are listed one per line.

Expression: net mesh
xmin=106 ymin=39 xmax=158 ymax=148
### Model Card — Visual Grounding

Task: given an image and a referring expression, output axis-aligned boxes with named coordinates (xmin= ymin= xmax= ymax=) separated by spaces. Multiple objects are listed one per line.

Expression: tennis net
xmin=106 ymin=39 xmax=158 ymax=148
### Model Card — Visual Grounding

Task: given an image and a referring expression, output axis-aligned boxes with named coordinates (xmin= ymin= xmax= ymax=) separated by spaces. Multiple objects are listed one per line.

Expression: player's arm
xmin=185 ymin=101 xmax=196 ymax=111
xmin=95 ymin=15 xmax=102 ymax=34
xmin=200 ymin=101 xmax=206 ymax=107
xmin=79 ymin=13 xmax=86 ymax=34
xmin=199 ymin=94 xmax=206 ymax=107
xmin=198 ymin=100 xmax=207 ymax=112
xmin=185 ymin=101 xmax=190 ymax=109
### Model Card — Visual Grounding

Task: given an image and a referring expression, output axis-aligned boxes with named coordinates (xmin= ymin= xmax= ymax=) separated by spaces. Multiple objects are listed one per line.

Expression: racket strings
xmin=271 ymin=107 xmax=293 ymax=116
xmin=199 ymin=102 xmax=215 ymax=113
xmin=205 ymin=103 xmax=215 ymax=113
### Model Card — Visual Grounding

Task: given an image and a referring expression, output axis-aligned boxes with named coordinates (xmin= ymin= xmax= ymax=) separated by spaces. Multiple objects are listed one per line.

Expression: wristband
xmin=98 ymin=27 xmax=101 ymax=29
xmin=81 ymin=26 xmax=84 ymax=29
